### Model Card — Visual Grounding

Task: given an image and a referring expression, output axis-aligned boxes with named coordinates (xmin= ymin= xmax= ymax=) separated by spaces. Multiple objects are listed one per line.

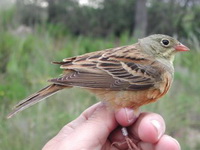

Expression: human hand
xmin=42 ymin=102 xmax=180 ymax=150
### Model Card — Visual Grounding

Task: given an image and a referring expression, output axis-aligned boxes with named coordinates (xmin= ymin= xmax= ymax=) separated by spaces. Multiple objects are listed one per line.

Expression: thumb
xmin=115 ymin=108 xmax=140 ymax=126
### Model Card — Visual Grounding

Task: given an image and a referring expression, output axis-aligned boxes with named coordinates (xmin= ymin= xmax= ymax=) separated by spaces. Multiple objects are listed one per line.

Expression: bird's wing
xmin=50 ymin=44 xmax=163 ymax=90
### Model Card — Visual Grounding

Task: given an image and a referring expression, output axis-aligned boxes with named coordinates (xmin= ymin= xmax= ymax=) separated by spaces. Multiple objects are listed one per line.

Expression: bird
xmin=7 ymin=34 xmax=189 ymax=150
xmin=7 ymin=34 xmax=189 ymax=119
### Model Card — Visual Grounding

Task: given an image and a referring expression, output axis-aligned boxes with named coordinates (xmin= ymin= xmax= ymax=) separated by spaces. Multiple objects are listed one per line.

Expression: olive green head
xmin=139 ymin=34 xmax=189 ymax=62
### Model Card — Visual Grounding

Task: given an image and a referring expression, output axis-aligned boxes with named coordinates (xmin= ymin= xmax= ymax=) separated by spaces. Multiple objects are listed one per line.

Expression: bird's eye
xmin=161 ymin=39 xmax=170 ymax=46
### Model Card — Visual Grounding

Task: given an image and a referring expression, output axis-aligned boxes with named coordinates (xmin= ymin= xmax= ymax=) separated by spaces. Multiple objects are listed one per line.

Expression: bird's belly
xmin=89 ymin=88 xmax=162 ymax=110
xmin=89 ymin=72 xmax=171 ymax=110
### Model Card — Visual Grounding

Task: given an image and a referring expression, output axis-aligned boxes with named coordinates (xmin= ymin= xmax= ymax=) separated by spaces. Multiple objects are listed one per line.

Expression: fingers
xmin=139 ymin=135 xmax=181 ymax=150
xmin=60 ymin=102 xmax=104 ymax=134
xmin=43 ymin=102 xmax=118 ymax=150
xmin=113 ymin=110 xmax=165 ymax=143
xmin=109 ymin=112 xmax=166 ymax=149
xmin=115 ymin=108 xmax=140 ymax=126
xmin=111 ymin=111 xmax=180 ymax=150
xmin=75 ymin=102 xmax=118 ymax=141
xmin=43 ymin=105 xmax=181 ymax=150
xmin=130 ymin=112 xmax=166 ymax=143
xmin=154 ymin=135 xmax=180 ymax=150
xmin=48 ymin=102 xmax=105 ymax=137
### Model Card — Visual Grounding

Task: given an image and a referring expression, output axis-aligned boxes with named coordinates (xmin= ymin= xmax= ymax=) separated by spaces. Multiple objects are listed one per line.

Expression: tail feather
xmin=7 ymin=84 xmax=68 ymax=118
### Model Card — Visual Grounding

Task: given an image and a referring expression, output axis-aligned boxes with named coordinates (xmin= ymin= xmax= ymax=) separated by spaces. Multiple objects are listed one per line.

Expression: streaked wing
xmin=49 ymin=70 xmax=132 ymax=90
xmin=50 ymin=44 xmax=162 ymax=90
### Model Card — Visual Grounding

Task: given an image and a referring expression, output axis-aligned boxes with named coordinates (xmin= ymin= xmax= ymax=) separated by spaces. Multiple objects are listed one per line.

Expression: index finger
xmin=129 ymin=112 xmax=166 ymax=143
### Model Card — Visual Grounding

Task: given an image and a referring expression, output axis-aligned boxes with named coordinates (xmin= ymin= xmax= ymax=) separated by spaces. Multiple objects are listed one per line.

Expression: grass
xmin=0 ymin=27 xmax=200 ymax=150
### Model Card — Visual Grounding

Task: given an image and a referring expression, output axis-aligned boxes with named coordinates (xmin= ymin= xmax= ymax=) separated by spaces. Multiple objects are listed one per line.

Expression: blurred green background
xmin=0 ymin=0 xmax=200 ymax=149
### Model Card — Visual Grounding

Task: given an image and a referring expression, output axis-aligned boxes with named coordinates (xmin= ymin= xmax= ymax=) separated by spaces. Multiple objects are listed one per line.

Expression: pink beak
xmin=174 ymin=43 xmax=190 ymax=52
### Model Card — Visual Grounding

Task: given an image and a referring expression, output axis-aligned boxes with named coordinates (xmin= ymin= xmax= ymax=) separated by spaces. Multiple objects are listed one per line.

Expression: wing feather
xmin=50 ymin=44 xmax=163 ymax=90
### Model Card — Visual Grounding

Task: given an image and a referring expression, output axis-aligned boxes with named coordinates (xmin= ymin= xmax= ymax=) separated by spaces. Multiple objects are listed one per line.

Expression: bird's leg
xmin=121 ymin=127 xmax=140 ymax=150
xmin=111 ymin=127 xmax=140 ymax=150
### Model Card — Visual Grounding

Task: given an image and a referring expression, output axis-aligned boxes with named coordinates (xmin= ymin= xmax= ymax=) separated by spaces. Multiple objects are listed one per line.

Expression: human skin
xmin=43 ymin=102 xmax=180 ymax=150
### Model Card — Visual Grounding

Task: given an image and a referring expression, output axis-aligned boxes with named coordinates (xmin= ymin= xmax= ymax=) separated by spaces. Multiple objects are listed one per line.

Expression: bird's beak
xmin=174 ymin=43 xmax=190 ymax=52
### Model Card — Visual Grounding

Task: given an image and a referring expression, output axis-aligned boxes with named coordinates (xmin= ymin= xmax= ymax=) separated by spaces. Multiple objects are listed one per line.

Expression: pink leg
xmin=112 ymin=127 xmax=140 ymax=150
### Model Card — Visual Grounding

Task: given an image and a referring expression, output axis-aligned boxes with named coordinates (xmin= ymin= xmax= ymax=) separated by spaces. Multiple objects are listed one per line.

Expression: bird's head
xmin=139 ymin=34 xmax=189 ymax=63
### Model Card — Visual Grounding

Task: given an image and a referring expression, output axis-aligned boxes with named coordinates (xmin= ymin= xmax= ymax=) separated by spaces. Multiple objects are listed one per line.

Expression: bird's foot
xmin=111 ymin=127 xmax=140 ymax=150
xmin=124 ymin=136 xmax=140 ymax=150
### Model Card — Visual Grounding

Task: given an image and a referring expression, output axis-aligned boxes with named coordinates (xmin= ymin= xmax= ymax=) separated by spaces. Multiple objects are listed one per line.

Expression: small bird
xmin=7 ymin=34 xmax=189 ymax=118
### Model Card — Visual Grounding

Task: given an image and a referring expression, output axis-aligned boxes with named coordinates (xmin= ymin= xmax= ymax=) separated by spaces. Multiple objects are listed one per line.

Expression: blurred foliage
xmin=45 ymin=0 xmax=135 ymax=36
xmin=0 ymin=0 xmax=200 ymax=150
xmin=12 ymin=0 xmax=200 ymax=39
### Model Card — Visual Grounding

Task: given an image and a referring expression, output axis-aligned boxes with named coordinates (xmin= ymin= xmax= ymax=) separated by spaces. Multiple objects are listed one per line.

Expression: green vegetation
xmin=0 ymin=27 xmax=136 ymax=150
xmin=0 ymin=1 xmax=200 ymax=150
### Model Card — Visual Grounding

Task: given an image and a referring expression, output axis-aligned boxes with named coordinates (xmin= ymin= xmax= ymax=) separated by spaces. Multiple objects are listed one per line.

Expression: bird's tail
xmin=7 ymin=84 xmax=68 ymax=118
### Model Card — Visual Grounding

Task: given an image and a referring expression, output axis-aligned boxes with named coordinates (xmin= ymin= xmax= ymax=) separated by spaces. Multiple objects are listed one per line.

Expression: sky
xmin=0 ymin=0 xmax=102 ymax=9
xmin=79 ymin=0 xmax=89 ymax=5
xmin=0 ymin=0 xmax=90 ymax=7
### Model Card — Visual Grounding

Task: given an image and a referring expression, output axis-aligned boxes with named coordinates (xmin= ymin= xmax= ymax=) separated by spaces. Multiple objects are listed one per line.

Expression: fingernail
xmin=151 ymin=119 xmax=163 ymax=140
xmin=124 ymin=108 xmax=138 ymax=123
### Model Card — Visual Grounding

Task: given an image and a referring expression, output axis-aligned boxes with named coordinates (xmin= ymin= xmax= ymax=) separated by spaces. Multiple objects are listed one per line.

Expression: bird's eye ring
xmin=161 ymin=39 xmax=170 ymax=47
